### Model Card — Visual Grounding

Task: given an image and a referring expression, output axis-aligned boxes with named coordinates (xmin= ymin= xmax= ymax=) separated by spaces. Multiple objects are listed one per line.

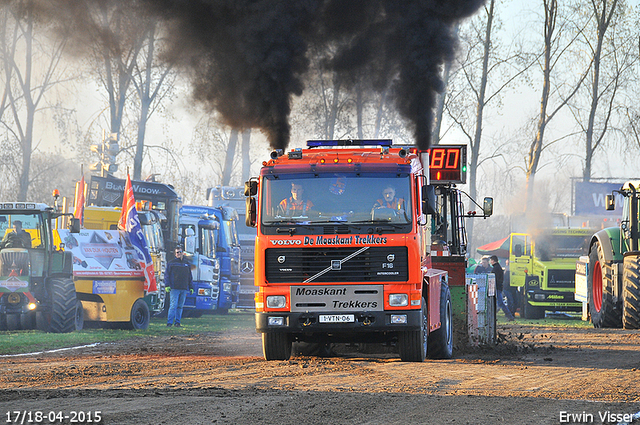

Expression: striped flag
xmin=119 ymin=173 xmax=158 ymax=293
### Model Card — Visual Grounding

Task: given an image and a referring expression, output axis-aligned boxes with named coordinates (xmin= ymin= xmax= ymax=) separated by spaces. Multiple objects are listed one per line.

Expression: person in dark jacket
xmin=490 ymin=255 xmax=515 ymax=321
xmin=474 ymin=256 xmax=492 ymax=274
xmin=165 ymin=246 xmax=193 ymax=327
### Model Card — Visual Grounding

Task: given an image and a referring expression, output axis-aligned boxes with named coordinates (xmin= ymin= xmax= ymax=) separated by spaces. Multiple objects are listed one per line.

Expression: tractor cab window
xmin=0 ymin=212 xmax=46 ymax=278
xmin=0 ymin=213 xmax=44 ymax=250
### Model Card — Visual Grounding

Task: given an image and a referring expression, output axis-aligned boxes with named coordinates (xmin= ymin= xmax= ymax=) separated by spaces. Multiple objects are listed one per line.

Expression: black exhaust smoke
xmin=5 ymin=0 xmax=485 ymax=151
xmin=145 ymin=0 xmax=485 ymax=151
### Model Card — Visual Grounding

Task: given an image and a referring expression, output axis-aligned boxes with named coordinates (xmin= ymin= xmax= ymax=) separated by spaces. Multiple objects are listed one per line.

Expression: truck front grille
xmin=547 ymin=269 xmax=575 ymax=289
xmin=265 ymin=246 xmax=408 ymax=283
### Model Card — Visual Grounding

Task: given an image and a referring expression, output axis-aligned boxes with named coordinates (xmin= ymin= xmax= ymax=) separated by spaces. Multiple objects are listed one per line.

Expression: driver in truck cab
xmin=372 ymin=185 xmax=405 ymax=212
xmin=278 ymin=182 xmax=314 ymax=216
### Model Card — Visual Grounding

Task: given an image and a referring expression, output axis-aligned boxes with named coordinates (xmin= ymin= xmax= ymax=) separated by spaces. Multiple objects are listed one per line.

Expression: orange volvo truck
xmin=245 ymin=139 xmax=451 ymax=361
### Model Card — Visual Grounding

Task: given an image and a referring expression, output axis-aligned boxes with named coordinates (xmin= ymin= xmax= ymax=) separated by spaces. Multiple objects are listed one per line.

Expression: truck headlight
xmin=388 ymin=293 xmax=408 ymax=307
xmin=223 ymin=282 xmax=232 ymax=292
xmin=266 ymin=295 xmax=286 ymax=309
xmin=198 ymin=288 xmax=211 ymax=296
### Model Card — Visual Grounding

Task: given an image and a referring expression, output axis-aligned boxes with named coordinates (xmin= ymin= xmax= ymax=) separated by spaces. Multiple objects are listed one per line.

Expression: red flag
xmin=73 ymin=174 xmax=85 ymax=227
xmin=119 ymin=174 xmax=158 ymax=293
xmin=118 ymin=174 xmax=133 ymax=231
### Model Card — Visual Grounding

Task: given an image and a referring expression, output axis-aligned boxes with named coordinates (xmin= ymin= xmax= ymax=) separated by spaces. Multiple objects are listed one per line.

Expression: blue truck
xmin=178 ymin=213 xmax=220 ymax=316
xmin=207 ymin=186 xmax=257 ymax=309
xmin=180 ymin=205 xmax=241 ymax=313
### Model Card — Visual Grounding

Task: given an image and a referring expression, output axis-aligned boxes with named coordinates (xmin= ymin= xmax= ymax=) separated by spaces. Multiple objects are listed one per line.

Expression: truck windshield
xmin=261 ymin=173 xmax=413 ymax=226
xmin=535 ymin=234 xmax=590 ymax=260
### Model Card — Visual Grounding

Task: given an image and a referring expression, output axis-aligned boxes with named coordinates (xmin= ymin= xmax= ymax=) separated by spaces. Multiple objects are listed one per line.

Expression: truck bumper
xmin=525 ymin=288 xmax=582 ymax=310
xmin=256 ymin=310 xmax=422 ymax=336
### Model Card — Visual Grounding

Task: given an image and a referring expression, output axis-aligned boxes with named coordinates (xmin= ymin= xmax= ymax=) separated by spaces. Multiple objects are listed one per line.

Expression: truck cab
xmin=509 ymin=228 xmax=592 ymax=318
xmin=207 ymin=186 xmax=257 ymax=309
xmin=178 ymin=214 xmax=220 ymax=316
xmin=246 ymin=139 xmax=452 ymax=362
xmin=180 ymin=205 xmax=241 ymax=313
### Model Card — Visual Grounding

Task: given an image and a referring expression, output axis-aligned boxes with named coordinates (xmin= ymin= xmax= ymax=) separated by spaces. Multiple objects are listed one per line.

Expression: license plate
xmin=319 ymin=314 xmax=355 ymax=323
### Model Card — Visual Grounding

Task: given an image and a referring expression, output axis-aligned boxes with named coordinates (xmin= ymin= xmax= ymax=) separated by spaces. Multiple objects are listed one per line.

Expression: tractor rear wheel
xmin=398 ymin=298 xmax=427 ymax=362
xmin=48 ymin=277 xmax=77 ymax=333
xmin=262 ymin=332 xmax=292 ymax=361
xmin=428 ymin=284 xmax=453 ymax=359
xmin=588 ymin=243 xmax=621 ymax=328
xmin=622 ymin=254 xmax=640 ymax=330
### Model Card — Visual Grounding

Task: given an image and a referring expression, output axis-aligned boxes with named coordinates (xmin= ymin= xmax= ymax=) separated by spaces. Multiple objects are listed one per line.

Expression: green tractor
xmin=0 ymin=202 xmax=80 ymax=332
xmin=587 ymin=181 xmax=640 ymax=329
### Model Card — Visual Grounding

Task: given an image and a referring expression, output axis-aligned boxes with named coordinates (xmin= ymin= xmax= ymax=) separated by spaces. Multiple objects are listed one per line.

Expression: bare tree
xmin=444 ymin=0 xmax=533 ymax=245
xmin=0 ymin=2 xmax=69 ymax=200
xmin=130 ymin=21 xmax=175 ymax=180
xmin=524 ymin=0 xmax=590 ymax=210
xmin=570 ymin=0 xmax=635 ymax=182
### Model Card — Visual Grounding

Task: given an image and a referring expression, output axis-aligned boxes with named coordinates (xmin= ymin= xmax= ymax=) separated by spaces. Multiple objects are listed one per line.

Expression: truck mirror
xmin=69 ymin=218 xmax=81 ymax=233
xmin=605 ymin=194 xmax=615 ymax=211
xmin=244 ymin=180 xmax=258 ymax=197
xmin=422 ymin=185 xmax=437 ymax=215
xmin=483 ymin=197 xmax=494 ymax=217
xmin=185 ymin=235 xmax=196 ymax=254
xmin=246 ymin=197 xmax=257 ymax=227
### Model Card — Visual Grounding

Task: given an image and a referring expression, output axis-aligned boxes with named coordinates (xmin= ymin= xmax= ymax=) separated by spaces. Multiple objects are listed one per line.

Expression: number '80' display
xmin=428 ymin=145 xmax=467 ymax=184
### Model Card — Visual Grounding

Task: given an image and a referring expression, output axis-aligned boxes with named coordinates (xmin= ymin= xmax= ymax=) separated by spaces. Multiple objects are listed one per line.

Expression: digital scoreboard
xmin=428 ymin=145 xmax=467 ymax=184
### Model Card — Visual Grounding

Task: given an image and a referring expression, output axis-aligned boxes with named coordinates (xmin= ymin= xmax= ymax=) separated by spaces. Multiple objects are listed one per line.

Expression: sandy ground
xmin=0 ymin=316 xmax=639 ymax=425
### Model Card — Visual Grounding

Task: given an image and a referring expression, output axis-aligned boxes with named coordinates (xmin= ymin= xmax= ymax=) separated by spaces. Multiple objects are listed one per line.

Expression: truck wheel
xmin=522 ymin=278 xmax=545 ymax=319
xmin=398 ymin=298 xmax=427 ymax=362
xmin=48 ymin=277 xmax=77 ymax=333
xmin=521 ymin=297 xmax=545 ymax=319
xmin=75 ymin=300 xmax=84 ymax=331
xmin=262 ymin=332 xmax=292 ymax=361
xmin=127 ymin=299 xmax=150 ymax=330
xmin=622 ymin=255 xmax=640 ymax=330
xmin=428 ymin=284 xmax=453 ymax=359
xmin=588 ymin=243 xmax=621 ymax=328
xmin=6 ymin=314 xmax=20 ymax=331
xmin=0 ymin=314 xmax=7 ymax=331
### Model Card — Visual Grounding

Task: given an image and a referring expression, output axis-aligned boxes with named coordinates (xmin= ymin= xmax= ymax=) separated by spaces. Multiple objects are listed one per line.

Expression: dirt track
xmin=0 ymin=316 xmax=639 ymax=425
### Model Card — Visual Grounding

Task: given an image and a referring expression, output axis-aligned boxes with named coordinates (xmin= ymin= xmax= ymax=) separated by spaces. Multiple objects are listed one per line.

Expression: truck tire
xmin=48 ymin=277 xmax=77 ymax=333
xmin=588 ymin=243 xmax=622 ymax=328
xmin=622 ymin=255 xmax=640 ymax=330
xmin=262 ymin=332 xmax=292 ymax=361
xmin=398 ymin=298 xmax=427 ymax=362
xmin=127 ymin=299 xmax=150 ymax=330
xmin=521 ymin=296 xmax=545 ymax=319
xmin=521 ymin=278 xmax=545 ymax=319
xmin=0 ymin=314 xmax=7 ymax=331
xmin=427 ymin=284 xmax=453 ymax=359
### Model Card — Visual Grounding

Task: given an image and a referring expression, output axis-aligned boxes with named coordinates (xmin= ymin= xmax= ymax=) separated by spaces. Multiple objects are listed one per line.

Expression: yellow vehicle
xmin=509 ymin=228 xmax=593 ymax=319
xmin=53 ymin=228 xmax=151 ymax=329
xmin=83 ymin=206 xmax=166 ymax=313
